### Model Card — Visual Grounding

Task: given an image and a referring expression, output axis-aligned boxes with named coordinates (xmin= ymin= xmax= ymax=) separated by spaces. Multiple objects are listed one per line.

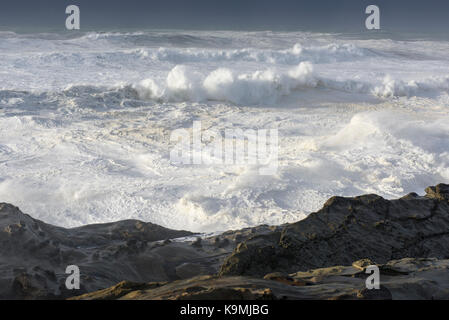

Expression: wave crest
xmin=132 ymin=63 xmax=449 ymax=105
xmin=133 ymin=62 xmax=316 ymax=105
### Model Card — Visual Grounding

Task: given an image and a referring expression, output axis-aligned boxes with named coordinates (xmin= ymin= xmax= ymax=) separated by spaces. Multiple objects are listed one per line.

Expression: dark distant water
xmin=1 ymin=0 xmax=449 ymax=36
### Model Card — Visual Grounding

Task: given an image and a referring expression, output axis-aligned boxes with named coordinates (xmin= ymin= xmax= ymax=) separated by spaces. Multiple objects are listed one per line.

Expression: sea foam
xmin=1 ymin=30 xmax=449 ymax=232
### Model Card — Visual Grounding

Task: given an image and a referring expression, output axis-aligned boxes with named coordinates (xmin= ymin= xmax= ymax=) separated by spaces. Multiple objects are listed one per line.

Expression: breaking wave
xmin=132 ymin=63 xmax=449 ymax=105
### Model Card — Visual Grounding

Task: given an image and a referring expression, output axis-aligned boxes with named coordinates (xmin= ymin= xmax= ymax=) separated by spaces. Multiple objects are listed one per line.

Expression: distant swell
xmin=139 ymin=43 xmax=373 ymax=65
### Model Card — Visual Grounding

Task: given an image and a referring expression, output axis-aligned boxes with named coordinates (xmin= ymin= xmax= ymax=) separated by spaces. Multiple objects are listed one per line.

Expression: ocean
xmin=1 ymin=30 xmax=448 ymax=232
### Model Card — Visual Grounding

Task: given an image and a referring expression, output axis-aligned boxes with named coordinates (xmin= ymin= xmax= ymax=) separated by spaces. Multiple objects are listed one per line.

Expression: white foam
xmin=132 ymin=62 xmax=316 ymax=105
xmin=132 ymin=62 xmax=449 ymax=105
xmin=1 ymin=30 xmax=449 ymax=232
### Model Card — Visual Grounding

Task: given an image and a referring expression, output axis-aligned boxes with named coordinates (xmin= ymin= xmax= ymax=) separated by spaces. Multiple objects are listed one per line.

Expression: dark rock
xmin=71 ymin=258 xmax=449 ymax=300
xmin=425 ymin=183 xmax=449 ymax=201
xmin=0 ymin=203 xmax=275 ymax=299
xmin=0 ymin=203 xmax=194 ymax=299
xmin=175 ymin=263 xmax=207 ymax=279
xmin=68 ymin=281 xmax=164 ymax=300
xmin=356 ymin=286 xmax=392 ymax=300
xmin=3 ymin=183 xmax=449 ymax=300
xmin=220 ymin=184 xmax=449 ymax=277
xmin=191 ymin=237 xmax=202 ymax=248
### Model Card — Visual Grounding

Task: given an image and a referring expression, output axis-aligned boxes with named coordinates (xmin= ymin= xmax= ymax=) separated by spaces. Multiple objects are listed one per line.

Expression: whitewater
xmin=0 ymin=30 xmax=448 ymax=232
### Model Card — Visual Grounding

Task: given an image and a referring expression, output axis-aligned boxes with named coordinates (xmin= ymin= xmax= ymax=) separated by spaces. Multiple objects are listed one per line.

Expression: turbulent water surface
xmin=1 ymin=30 xmax=449 ymax=232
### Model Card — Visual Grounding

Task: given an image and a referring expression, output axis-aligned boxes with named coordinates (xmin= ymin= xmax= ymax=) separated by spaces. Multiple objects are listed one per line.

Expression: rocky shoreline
xmin=1 ymin=184 xmax=449 ymax=300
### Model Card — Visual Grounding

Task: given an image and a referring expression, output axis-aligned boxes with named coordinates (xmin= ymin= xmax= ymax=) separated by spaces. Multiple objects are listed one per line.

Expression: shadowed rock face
xmin=0 ymin=203 xmax=278 ymax=299
xmin=219 ymin=184 xmax=449 ymax=277
xmin=0 ymin=203 xmax=194 ymax=299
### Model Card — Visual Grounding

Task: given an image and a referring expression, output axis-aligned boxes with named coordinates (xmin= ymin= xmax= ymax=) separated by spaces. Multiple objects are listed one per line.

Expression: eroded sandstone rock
xmin=71 ymin=258 xmax=449 ymax=300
